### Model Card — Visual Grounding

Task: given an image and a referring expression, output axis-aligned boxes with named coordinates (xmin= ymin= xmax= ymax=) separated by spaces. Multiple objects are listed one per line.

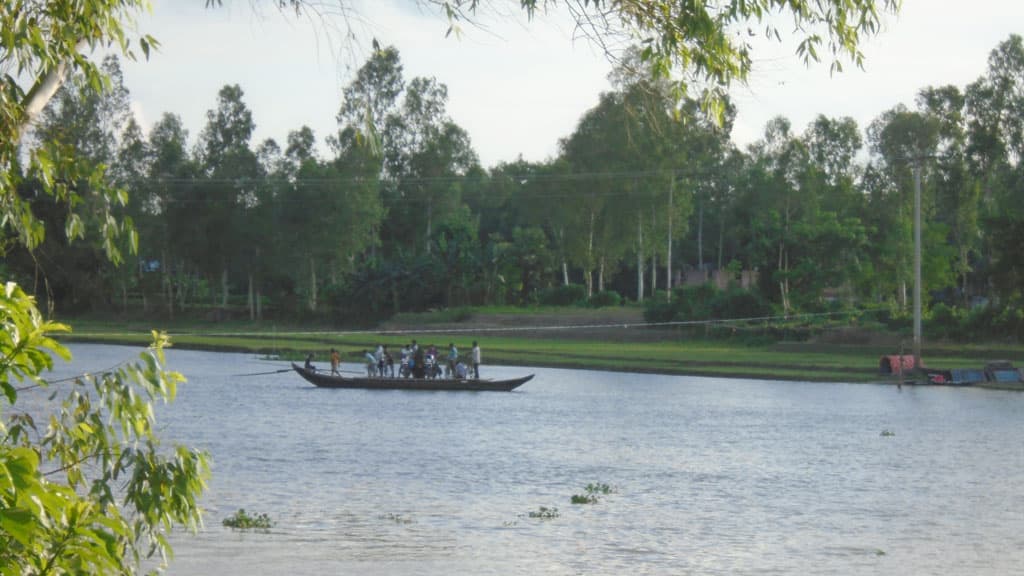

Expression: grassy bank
xmin=58 ymin=311 xmax=1024 ymax=384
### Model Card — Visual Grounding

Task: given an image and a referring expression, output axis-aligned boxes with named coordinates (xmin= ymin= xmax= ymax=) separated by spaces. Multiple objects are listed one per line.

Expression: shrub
xmin=671 ymin=284 xmax=718 ymax=320
xmin=927 ymin=302 xmax=963 ymax=341
xmin=964 ymin=304 xmax=1001 ymax=340
xmin=588 ymin=290 xmax=622 ymax=308
xmin=643 ymin=293 xmax=675 ymax=323
xmin=993 ymin=305 xmax=1024 ymax=341
xmin=709 ymin=287 xmax=772 ymax=320
xmin=538 ymin=284 xmax=587 ymax=306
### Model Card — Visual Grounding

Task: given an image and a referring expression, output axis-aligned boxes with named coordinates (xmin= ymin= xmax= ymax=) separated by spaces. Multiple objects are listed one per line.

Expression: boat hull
xmin=291 ymin=364 xmax=533 ymax=391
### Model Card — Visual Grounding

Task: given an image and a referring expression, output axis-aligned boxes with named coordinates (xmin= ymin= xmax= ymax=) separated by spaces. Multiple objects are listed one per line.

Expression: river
xmin=33 ymin=344 xmax=1024 ymax=575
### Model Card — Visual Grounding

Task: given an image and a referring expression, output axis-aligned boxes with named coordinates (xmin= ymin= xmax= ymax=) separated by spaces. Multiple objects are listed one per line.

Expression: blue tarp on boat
xmin=950 ymin=369 xmax=988 ymax=385
xmin=989 ymin=369 xmax=1023 ymax=383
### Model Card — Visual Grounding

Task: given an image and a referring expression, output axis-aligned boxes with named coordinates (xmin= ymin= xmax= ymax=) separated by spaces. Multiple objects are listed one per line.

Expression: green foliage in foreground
xmin=1 ymin=283 xmax=209 ymax=574
xmin=222 ymin=509 xmax=273 ymax=530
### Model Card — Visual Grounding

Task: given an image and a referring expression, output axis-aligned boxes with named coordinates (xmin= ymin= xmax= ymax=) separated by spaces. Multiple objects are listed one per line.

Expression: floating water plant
xmin=571 ymin=482 xmax=616 ymax=504
xmin=571 ymin=494 xmax=599 ymax=504
xmin=585 ymin=483 xmax=614 ymax=495
xmin=528 ymin=506 xmax=560 ymax=519
xmin=222 ymin=509 xmax=273 ymax=530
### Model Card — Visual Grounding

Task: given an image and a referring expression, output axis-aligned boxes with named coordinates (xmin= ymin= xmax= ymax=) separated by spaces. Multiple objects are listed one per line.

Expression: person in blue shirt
xmin=363 ymin=349 xmax=377 ymax=377
xmin=447 ymin=343 xmax=458 ymax=379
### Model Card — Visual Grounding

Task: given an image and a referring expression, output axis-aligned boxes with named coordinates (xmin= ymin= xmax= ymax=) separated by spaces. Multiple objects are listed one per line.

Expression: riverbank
xmin=58 ymin=309 xmax=1024 ymax=384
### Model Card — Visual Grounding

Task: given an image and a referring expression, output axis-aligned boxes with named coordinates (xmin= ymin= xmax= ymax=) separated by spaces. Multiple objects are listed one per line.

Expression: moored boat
xmin=921 ymin=361 xmax=1024 ymax=387
xmin=291 ymin=363 xmax=533 ymax=391
xmin=922 ymin=367 xmax=986 ymax=386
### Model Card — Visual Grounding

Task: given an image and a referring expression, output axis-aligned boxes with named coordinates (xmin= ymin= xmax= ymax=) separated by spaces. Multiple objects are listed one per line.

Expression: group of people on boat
xmin=386 ymin=340 xmax=481 ymax=380
xmin=306 ymin=341 xmax=482 ymax=380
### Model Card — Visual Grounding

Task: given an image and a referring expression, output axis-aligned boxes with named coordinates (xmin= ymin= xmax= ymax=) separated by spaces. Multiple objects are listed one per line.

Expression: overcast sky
xmin=118 ymin=0 xmax=1024 ymax=168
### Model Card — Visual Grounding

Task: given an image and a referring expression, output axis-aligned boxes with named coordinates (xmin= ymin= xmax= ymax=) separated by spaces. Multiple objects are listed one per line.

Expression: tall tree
xmin=918 ymin=85 xmax=980 ymax=302
xmin=110 ymin=117 xmax=149 ymax=312
xmin=866 ymin=105 xmax=945 ymax=307
xmin=383 ymin=74 xmax=478 ymax=255
xmin=148 ymin=113 xmax=199 ymax=318
xmin=335 ymin=45 xmax=404 ymax=157
xmin=196 ymin=84 xmax=260 ymax=309
xmin=22 ymin=56 xmax=136 ymax=312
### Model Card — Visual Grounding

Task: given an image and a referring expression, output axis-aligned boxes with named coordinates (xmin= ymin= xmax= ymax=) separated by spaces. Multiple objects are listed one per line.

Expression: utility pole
xmin=913 ymin=162 xmax=922 ymax=372
xmin=667 ymin=174 xmax=674 ymax=302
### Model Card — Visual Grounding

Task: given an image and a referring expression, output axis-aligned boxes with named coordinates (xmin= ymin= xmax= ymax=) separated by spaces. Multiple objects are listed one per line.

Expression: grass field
xmin=58 ymin=309 xmax=1024 ymax=385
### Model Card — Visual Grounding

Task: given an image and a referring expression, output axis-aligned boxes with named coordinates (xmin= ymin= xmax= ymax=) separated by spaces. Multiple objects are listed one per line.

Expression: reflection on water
xmin=31 ymin=344 xmax=1024 ymax=575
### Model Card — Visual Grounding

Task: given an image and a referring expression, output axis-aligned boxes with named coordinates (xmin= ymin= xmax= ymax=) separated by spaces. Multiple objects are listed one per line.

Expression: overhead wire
xmin=163 ymin=307 xmax=887 ymax=339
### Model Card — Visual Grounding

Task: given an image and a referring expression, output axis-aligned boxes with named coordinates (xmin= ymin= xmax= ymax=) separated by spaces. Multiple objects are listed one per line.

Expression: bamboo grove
xmin=8 ymin=37 xmax=1024 ymax=330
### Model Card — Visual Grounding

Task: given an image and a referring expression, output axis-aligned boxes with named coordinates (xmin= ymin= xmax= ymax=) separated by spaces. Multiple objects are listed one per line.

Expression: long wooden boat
xmin=291 ymin=363 xmax=533 ymax=391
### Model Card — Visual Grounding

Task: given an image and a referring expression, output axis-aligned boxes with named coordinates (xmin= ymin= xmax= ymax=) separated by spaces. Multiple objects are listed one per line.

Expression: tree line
xmin=9 ymin=37 xmax=1024 ymax=328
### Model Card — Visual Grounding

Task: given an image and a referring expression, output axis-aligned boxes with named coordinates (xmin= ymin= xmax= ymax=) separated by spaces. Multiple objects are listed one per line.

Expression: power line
xmin=154 ymin=308 xmax=884 ymax=339
xmin=124 ymin=164 xmax=724 ymax=187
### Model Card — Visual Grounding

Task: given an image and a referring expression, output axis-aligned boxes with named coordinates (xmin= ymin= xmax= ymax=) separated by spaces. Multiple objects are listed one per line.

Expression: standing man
xmin=471 ymin=341 xmax=481 ymax=379
xmin=330 ymin=348 xmax=341 ymax=376
xmin=446 ymin=343 xmax=458 ymax=379
xmin=384 ymin=345 xmax=395 ymax=377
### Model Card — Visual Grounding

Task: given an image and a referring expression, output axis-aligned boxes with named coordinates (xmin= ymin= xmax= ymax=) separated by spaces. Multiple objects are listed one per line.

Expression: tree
xmin=2 ymin=2 xmax=154 ymax=260
xmin=110 ymin=116 xmax=149 ymax=313
xmin=147 ymin=113 xmax=199 ymax=318
xmin=2 ymin=4 xmax=207 ymax=573
xmin=277 ymin=129 xmax=383 ymax=313
xmin=195 ymin=84 xmax=261 ymax=309
xmin=382 ymin=73 xmax=479 ymax=256
xmin=866 ymin=105 xmax=945 ymax=308
xmin=334 ymin=45 xmax=404 ymax=157
xmin=965 ymin=36 xmax=1024 ymax=304
xmin=15 ymin=56 xmax=137 ymax=314
xmin=918 ymin=85 xmax=980 ymax=303
xmin=507 ymin=226 xmax=554 ymax=303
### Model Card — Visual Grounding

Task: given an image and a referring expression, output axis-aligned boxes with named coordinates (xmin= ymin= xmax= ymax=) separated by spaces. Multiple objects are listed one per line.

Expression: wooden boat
xmin=291 ymin=363 xmax=533 ymax=391
xmin=922 ymin=367 xmax=985 ymax=386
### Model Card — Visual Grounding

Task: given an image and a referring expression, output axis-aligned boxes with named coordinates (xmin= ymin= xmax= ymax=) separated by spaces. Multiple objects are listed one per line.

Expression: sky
xmin=117 ymin=0 xmax=1024 ymax=169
